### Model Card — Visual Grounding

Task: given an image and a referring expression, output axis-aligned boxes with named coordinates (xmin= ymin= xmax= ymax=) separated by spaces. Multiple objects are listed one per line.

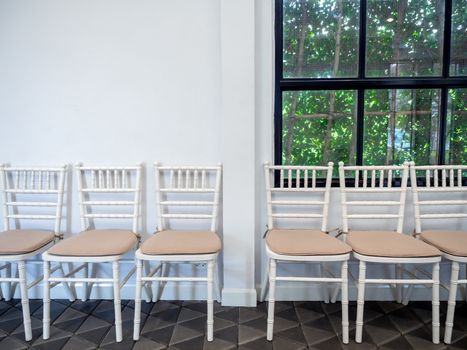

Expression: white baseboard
xmin=222 ymin=288 xmax=257 ymax=306
xmin=21 ymin=282 xmax=211 ymax=301
xmin=21 ymin=283 xmax=258 ymax=306
xmin=256 ymin=284 xmax=453 ymax=301
xmin=10 ymin=279 xmax=459 ymax=304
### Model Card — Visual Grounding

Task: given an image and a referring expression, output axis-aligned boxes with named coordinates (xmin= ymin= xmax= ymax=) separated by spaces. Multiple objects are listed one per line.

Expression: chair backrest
xmin=410 ymin=163 xmax=467 ymax=233
xmin=0 ymin=164 xmax=67 ymax=235
xmin=264 ymin=162 xmax=334 ymax=232
xmin=76 ymin=164 xmax=142 ymax=232
xmin=154 ymin=164 xmax=222 ymax=232
xmin=338 ymin=162 xmax=409 ymax=234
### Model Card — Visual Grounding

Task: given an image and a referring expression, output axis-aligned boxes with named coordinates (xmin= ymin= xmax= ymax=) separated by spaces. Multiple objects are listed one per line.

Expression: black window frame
xmin=274 ymin=0 xmax=467 ymax=184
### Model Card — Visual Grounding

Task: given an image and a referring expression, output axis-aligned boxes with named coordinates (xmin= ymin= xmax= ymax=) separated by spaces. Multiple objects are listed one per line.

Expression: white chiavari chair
xmin=262 ymin=162 xmax=352 ymax=343
xmin=133 ymin=164 xmax=222 ymax=342
xmin=338 ymin=162 xmax=442 ymax=344
xmin=0 ymin=164 xmax=70 ymax=341
xmin=42 ymin=163 xmax=143 ymax=342
xmin=410 ymin=163 xmax=467 ymax=344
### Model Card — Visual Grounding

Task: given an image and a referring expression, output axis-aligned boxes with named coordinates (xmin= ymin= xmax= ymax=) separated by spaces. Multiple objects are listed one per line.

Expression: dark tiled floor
xmin=0 ymin=299 xmax=466 ymax=349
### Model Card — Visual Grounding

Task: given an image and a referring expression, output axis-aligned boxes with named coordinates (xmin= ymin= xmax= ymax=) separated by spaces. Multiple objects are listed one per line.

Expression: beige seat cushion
xmin=347 ymin=230 xmax=441 ymax=258
xmin=141 ymin=230 xmax=221 ymax=255
xmin=0 ymin=230 xmax=55 ymax=255
xmin=420 ymin=230 xmax=467 ymax=257
xmin=266 ymin=229 xmax=352 ymax=256
xmin=48 ymin=229 xmax=138 ymax=256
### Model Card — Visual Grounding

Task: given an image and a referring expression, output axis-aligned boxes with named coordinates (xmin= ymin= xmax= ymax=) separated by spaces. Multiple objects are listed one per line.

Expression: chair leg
xmin=214 ymin=260 xmax=221 ymax=303
xmin=43 ymin=261 xmax=51 ymax=340
xmin=112 ymin=261 xmax=122 ymax=342
xmin=320 ymin=263 xmax=329 ymax=304
xmin=18 ymin=261 xmax=32 ymax=341
xmin=10 ymin=265 xmax=19 ymax=298
xmin=444 ymin=262 xmax=459 ymax=344
xmin=86 ymin=263 xmax=96 ymax=300
xmin=330 ymin=284 xmax=340 ymax=304
xmin=341 ymin=261 xmax=349 ymax=344
xmin=82 ymin=263 xmax=89 ymax=302
xmin=154 ymin=262 xmax=169 ymax=302
xmin=266 ymin=259 xmax=277 ymax=341
xmin=259 ymin=260 xmax=269 ymax=302
xmin=402 ymin=267 xmax=416 ymax=305
xmin=396 ymin=263 xmax=402 ymax=303
xmin=133 ymin=259 xmax=143 ymax=341
xmin=432 ymin=262 xmax=440 ymax=344
xmin=4 ymin=263 xmax=12 ymax=301
xmin=207 ymin=261 xmax=214 ymax=341
xmin=58 ymin=263 xmax=76 ymax=301
xmin=143 ymin=260 xmax=152 ymax=303
xmin=355 ymin=260 xmax=366 ymax=343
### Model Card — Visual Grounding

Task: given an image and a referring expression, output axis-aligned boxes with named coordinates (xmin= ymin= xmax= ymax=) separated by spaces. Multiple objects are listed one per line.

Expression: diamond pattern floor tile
xmin=0 ymin=298 xmax=464 ymax=349
xmin=132 ymin=335 xmax=166 ymax=350
xmin=61 ymin=335 xmax=97 ymax=350
xmin=0 ymin=336 xmax=29 ymax=350
xmin=364 ymin=315 xmax=402 ymax=346
xmin=213 ymin=324 xmax=238 ymax=344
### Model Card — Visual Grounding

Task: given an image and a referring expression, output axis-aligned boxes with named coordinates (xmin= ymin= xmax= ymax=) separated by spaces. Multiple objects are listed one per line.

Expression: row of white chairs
xmin=261 ymin=162 xmax=466 ymax=345
xmin=0 ymin=163 xmax=222 ymax=343
xmin=0 ymin=162 xmax=465 ymax=345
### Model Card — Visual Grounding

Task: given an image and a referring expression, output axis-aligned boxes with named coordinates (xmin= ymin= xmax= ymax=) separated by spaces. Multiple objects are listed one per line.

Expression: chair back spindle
xmin=155 ymin=164 xmax=222 ymax=232
xmin=0 ymin=165 xmax=67 ymax=235
xmin=338 ymin=162 xmax=410 ymax=235
xmin=410 ymin=163 xmax=467 ymax=233
xmin=75 ymin=164 xmax=142 ymax=233
xmin=264 ymin=162 xmax=334 ymax=232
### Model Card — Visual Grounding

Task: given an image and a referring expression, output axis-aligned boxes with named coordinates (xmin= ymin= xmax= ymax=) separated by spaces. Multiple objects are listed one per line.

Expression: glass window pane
xmin=282 ymin=90 xmax=357 ymax=169
xmin=446 ymin=89 xmax=467 ymax=163
xmin=450 ymin=0 xmax=467 ymax=75
xmin=363 ymin=89 xmax=440 ymax=165
xmin=283 ymin=0 xmax=360 ymax=78
xmin=366 ymin=0 xmax=444 ymax=77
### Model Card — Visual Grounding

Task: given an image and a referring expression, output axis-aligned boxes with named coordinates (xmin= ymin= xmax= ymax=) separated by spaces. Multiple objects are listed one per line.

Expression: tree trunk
xmin=386 ymin=0 xmax=407 ymax=165
xmin=323 ymin=0 xmax=343 ymax=164
xmin=284 ymin=0 xmax=308 ymax=164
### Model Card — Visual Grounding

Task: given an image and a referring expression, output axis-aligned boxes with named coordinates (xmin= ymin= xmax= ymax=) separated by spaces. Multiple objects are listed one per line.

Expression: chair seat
xmin=420 ymin=230 xmax=467 ymax=257
xmin=266 ymin=229 xmax=352 ymax=256
xmin=140 ymin=230 xmax=221 ymax=255
xmin=48 ymin=229 xmax=138 ymax=256
xmin=347 ymin=230 xmax=441 ymax=258
xmin=0 ymin=230 xmax=55 ymax=255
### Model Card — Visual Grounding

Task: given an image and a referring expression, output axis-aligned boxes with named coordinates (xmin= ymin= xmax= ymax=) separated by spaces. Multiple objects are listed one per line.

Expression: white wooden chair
xmin=338 ymin=162 xmax=442 ymax=344
xmin=410 ymin=163 xmax=467 ymax=344
xmin=42 ymin=164 xmax=143 ymax=342
xmin=133 ymin=164 xmax=222 ymax=342
xmin=0 ymin=164 xmax=71 ymax=341
xmin=262 ymin=162 xmax=352 ymax=343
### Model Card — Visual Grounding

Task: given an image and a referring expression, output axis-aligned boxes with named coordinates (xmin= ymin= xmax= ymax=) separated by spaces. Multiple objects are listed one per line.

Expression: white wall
xmin=0 ymin=0 xmax=221 ymax=165
xmin=0 ymin=0 xmax=465 ymax=305
xmin=0 ymin=0 xmax=225 ymax=300
xmin=220 ymin=0 xmax=257 ymax=306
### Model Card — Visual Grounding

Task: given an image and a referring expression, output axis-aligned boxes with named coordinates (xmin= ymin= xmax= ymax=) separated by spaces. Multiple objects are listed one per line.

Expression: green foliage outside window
xmin=280 ymin=0 xmax=466 ymax=169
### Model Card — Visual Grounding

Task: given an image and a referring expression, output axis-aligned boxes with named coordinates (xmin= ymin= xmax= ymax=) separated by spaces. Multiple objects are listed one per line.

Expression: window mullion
xmin=442 ymin=0 xmax=453 ymax=78
xmin=356 ymin=89 xmax=365 ymax=166
xmin=358 ymin=0 xmax=367 ymax=79
xmin=275 ymin=0 xmax=284 ymax=166
xmin=438 ymin=0 xmax=453 ymax=165
xmin=438 ymin=88 xmax=449 ymax=165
